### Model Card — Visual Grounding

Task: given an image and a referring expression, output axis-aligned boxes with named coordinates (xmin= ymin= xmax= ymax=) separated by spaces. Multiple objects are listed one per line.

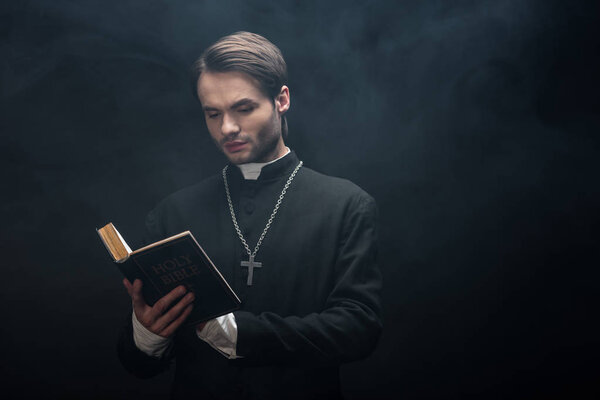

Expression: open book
xmin=97 ymin=223 xmax=240 ymax=325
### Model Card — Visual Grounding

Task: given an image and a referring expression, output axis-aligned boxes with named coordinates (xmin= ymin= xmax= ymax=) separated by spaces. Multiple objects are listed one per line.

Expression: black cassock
xmin=118 ymin=151 xmax=382 ymax=399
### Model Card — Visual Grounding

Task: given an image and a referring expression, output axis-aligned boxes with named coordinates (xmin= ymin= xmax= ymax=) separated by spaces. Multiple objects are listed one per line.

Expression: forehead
xmin=196 ymin=71 xmax=267 ymax=107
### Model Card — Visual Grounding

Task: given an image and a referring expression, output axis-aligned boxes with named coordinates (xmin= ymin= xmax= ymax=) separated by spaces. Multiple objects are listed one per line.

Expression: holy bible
xmin=97 ymin=223 xmax=241 ymax=325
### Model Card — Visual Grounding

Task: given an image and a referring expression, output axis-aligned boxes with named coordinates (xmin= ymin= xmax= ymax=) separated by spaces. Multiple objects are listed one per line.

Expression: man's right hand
xmin=123 ymin=278 xmax=195 ymax=338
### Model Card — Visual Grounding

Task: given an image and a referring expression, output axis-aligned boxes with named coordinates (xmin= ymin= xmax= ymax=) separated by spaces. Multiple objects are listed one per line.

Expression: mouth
xmin=223 ymin=140 xmax=248 ymax=153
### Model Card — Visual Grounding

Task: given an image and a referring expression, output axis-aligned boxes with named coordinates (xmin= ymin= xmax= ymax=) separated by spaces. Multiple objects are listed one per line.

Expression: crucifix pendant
xmin=240 ymin=255 xmax=262 ymax=286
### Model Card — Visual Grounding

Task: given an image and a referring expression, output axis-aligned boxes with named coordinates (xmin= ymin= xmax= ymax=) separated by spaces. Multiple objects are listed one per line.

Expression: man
xmin=118 ymin=31 xmax=382 ymax=399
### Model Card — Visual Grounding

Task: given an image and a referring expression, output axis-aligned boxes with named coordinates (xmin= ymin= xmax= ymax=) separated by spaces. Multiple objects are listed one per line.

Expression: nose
xmin=221 ymin=113 xmax=240 ymax=137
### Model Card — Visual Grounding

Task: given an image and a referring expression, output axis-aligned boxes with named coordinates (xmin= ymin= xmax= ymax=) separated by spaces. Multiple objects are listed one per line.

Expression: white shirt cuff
xmin=196 ymin=313 xmax=242 ymax=359
xmin=131 ymin=311 xmax=172 ymax=358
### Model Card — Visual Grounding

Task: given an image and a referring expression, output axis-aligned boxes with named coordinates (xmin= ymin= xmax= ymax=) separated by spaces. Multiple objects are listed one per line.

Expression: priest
xmin=117 ymin=31 xmax=382 ymax=399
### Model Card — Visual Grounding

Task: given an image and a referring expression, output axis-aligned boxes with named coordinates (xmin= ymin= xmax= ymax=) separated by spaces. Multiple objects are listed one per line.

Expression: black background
xmin=1 ymin=0 xmax=598 ymax=398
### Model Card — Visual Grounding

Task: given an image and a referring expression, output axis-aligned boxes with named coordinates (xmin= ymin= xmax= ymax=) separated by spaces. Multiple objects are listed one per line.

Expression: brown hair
xmin=192 ymin=31 xmax=289 ymax=139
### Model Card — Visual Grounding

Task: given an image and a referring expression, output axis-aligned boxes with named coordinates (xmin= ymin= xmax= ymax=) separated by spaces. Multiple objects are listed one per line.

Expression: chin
xmin=225 ymin=151 xmax=253 ymax=165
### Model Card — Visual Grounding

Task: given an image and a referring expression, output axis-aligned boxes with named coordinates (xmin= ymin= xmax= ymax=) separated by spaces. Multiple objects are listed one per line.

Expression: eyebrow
xmin=203 ymin=98 xmax=258 ymax=112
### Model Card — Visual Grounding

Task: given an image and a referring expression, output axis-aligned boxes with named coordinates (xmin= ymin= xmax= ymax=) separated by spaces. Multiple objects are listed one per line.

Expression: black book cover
xmin=115 ymin=233 xmax=241 ymax=326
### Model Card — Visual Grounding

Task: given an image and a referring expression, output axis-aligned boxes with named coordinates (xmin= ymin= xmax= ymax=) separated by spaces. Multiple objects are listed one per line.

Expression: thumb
xmin=122 ymin=278 xmax=134 ymax=297
xmin=130 ymin=279 xmax=147 ymax=311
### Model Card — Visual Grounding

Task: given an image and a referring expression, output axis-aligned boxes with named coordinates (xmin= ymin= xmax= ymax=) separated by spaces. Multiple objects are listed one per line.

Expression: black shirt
xmin=118 ymin=151 xmax=382 ymax=399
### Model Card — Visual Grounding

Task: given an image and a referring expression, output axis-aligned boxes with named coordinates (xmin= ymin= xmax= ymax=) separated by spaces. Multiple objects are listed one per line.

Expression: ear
xmin=275 ymin=85 xmax=290 ymax=115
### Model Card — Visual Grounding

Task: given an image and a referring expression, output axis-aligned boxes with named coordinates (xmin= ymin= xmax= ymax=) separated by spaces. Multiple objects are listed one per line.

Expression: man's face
xmin=196 ymin=71 xmax=289 ymax=164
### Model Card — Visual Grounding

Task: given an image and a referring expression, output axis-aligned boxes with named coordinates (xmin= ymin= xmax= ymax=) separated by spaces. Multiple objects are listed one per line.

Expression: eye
xmin=206 ymin=112 xmax=220 ymax=119
xmin=238 ymin=107 xmax=254 ymax=114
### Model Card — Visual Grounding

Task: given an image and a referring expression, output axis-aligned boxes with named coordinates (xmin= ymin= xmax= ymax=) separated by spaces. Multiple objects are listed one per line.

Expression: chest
xmin=183 ymin=181 xmax=346 ymax=315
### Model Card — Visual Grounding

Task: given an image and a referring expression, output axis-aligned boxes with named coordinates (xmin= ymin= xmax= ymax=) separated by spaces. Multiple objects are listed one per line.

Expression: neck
xmin=237 ymin=147 xmax=291 ymax=180
xmin=256 ymin=138 xmax=287 ymax=163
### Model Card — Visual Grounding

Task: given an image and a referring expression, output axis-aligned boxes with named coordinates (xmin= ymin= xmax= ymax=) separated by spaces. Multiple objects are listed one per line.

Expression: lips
xmin=223 ymin=141 xmax=247 ymax=153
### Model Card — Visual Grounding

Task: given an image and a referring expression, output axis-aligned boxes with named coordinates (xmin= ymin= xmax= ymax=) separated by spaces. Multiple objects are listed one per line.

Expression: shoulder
xmin=144 ymin=173 xmax=224 ymax=240
xmin=297 ymin=166 xmax=376 ymax=208
xmin=156 ymin=173 xmax=222 ymax=210
xmin=147 ymin=173 xmax=223 ymax=226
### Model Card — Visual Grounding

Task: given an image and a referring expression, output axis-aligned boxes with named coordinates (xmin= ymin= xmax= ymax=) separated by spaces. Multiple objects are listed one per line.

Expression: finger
xmin=130 ymin=279 xmax=148 ymax=311
xmin=152 ymin=285 xmax=187 ymax=315
xmin=159 ymin=304 xmax=194 ymax=338
xmin=196 ymin=321 xmax=207 ymax=333
xmin=123 ymin=278 xmax=133 ymax=297
xmin=152 ymin=292 xmax=195 ymax=333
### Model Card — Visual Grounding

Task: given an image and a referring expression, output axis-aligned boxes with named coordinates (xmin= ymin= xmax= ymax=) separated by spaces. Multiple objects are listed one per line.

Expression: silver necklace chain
xmin=222 ymin=161 xmax=303 ymax=258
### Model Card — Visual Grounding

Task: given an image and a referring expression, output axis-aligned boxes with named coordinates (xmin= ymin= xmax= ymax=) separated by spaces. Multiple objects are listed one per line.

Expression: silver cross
xmin=240 ymin=255 xmax=262 ymax=286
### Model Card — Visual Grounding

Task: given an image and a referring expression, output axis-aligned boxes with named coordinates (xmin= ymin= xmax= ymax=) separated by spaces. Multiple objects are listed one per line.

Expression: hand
xmin=123 ymin=278 xmax=195 ymax=338
xmin=196 ymin=321 xmax=208 ymax=333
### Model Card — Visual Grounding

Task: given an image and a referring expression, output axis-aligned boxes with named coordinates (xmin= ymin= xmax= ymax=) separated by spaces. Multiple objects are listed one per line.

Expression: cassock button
xmin=244 ymin=202 xmax=255 ymax=214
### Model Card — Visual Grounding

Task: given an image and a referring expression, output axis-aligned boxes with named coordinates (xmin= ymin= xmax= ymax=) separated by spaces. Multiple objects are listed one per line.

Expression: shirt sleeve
xmin=233 ymin=193 xmax=382 ymax=367
xmin=131 ymin=311 xmax=173 ymax=358
xmin=117 ymin=309 xmax=173 ymax=379
xmin=196 ymin=313 xmax=242 ymax=359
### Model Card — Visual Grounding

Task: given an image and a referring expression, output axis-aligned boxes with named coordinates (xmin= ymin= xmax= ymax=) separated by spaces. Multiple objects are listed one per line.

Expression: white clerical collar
xmin=237 ymin=147 xmax=291 ymax=180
